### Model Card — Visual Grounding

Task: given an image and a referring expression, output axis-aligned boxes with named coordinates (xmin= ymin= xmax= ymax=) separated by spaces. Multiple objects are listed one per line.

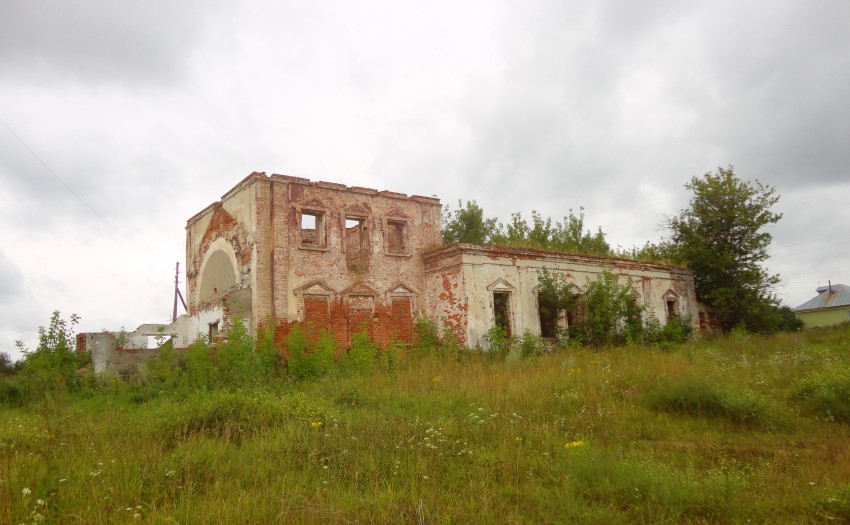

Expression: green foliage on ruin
xmin=665 ymin=166 xmax=782 ymax=332
xmin=15 ymin=312 xmax=90 ymax=404
xmin=286 ymin=325 xmax=336 ymax=381
xmin=442 ymin=201 xmax=610 ymax=256
xmin=535 ymin=268 xmax=692 ymax=347
xmin=441 ymin=200 xmax=500 ymax=245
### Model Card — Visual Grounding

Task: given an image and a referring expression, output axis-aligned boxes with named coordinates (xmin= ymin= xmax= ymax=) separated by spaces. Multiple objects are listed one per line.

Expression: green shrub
xmin=255 ymin=322 xmax=282 ymax=378
xmin=17 ymin=311 xmax=88 ymax=403
xmin=813 ymin=483 xmax=850 ymax=521
xmin=338 ymin=329 xmax=377 ymax=376
xmin=519 ymin=330 xmax=548 ymax=357
xmin=792 ymin=367 xmax=850 ymax=422
xmin=729 ymin=323 xmax=751 ymax=343
xmin=0 ymin=377 xmax=23 ymax=407
xmin=569 ymin=270 xmax=646 ymax=346
xmin=483 ymin=325 xmax=512 ymax=357
xmin=141 ymin=343 xmax=183 ymax=388
xmin=149 ymin=389 xmax=338 ymax=444
xmin=413 ymin=316 xmax=440 ymax=352
xmin=647 ymin=377 xmax=785 ymax=429
xmin=567 ymin=444 xmax=748 ymax=521
xmin=184 ymin=338 xmax=216 ymax=388
xmin=286 ymin=325 xmax=335 ymax=381
xmin=215 ymin=317 xmax=260 ymax=385
xmin=379 ymin=339 xmax=404 ymax=372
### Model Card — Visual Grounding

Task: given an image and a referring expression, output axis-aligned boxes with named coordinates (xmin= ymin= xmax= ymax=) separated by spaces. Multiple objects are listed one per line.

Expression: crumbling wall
xmin=425 ymin=245 xmax=701 ymax=349
xmin=271 ymin=176 xmax=440 ymax=347
xmin=185 ymin=173 xmax=442 ymax=350
xmin=80 ymin=322 xmax=190 ymax=374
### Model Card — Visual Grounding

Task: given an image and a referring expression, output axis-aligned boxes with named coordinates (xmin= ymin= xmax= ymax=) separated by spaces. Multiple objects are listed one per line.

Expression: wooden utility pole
xmin=173 ymin=262 xmax=187 ymax=322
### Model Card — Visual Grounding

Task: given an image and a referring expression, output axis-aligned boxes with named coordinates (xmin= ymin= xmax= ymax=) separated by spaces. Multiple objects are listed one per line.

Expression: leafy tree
xmin=571 ymin=270 xmax=645 ymax=346
xmin=549 ymin=207 xmax=610 ymax=255
xmin=621 ymin=240 xmax=675 ymax=263
xmin=536 ymin=268 xmax=577 ymax=338
xmin=667 ymin=167 xmax=782 ymax=332
xmin=442 ymin=200 xmax=500 ymax=244
xmin=767 ymin=305 xmax=804 ymax=332
xmin=184 ymin=338 xmax=217 ymax=388
xmin=17 ymin=311 xmax=88 ymax=400
xmin=443 ymin=200 xmax=610 ymax=256
xmin=215 ymin=316 xmax=261 ymax=385
xmin=0 ymin=351 xmax=15 ymax=376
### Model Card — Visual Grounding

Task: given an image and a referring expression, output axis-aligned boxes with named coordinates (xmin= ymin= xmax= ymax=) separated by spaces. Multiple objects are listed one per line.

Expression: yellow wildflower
xmin=311 ymin=421 xmax=323 ymax=428
xmin=565 ymin=440 xmax=584 ymax=448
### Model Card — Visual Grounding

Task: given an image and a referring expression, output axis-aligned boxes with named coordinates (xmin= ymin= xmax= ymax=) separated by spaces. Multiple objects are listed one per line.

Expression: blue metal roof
xmin=794 ymin=284 xmax=850 ymax=311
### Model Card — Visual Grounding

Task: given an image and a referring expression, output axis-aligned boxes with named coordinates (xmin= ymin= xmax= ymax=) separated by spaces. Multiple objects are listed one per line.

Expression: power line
xmin=770 ymin=237 xmax=850 ymax=260
xmin=0 ymin=114 xmax=139 ymax=248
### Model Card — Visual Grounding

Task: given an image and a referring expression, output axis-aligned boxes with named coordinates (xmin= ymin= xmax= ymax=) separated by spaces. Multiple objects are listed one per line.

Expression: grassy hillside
xmin=2 ymin=327 xmax=850 ymax=523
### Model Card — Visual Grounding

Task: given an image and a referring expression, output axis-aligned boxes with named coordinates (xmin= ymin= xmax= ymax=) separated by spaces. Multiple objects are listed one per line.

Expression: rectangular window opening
xmin=301 ymin=211 xmax=325 ymax=247
xmin=538 ymin=291 xmax=559 ymax=338
xmin=345 ymin=217 xmax=368 ymax=271
xmin=386 ymin=220 xmax=408 ymax=255
xmin=146 ymin=334 xmax=173 ymax=349
xmin=567 ymin=295 xmax=584 ymax=328
xmin=493 ymin=291 xmax=512 ymax=337
xmin=208 ymin=321 xmax=220 ymax=343
xmin=666 ymin=299 xmax=678 ymax=319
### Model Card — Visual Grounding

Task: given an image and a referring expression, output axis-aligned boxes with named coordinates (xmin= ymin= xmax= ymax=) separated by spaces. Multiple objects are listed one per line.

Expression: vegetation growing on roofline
xmin=444 ymin=165 xmax=789 ymax=333
xmin=442 ymin=202 xmax=612 ymax=256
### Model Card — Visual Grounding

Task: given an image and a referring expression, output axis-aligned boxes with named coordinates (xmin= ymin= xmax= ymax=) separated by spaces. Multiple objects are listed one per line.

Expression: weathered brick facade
xmin=185 ymin=173 xmax=442 ymax=348
xmin=81 ymin=173 xmax=704 ymax=373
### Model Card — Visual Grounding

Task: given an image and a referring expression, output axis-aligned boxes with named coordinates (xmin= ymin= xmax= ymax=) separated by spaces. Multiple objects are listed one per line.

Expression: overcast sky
xmin=2 ymin=0 xmax=849 ymax=359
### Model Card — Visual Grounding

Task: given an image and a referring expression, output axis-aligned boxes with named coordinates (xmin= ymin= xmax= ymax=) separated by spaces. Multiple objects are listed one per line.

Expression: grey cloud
xmin=0 ymin=0 xmax=232 ymax=86
xmin=0 ymin=250 xmax=23 ymax=300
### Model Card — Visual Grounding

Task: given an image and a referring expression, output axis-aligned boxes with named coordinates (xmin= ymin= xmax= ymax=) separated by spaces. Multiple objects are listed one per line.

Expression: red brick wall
xmin=272 ymin=295 xmax=416 ymax=359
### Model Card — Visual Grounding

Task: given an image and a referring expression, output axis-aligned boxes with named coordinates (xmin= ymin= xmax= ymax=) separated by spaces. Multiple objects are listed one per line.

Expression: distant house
xmin=794 ymin=284 xmax=850 ymax=328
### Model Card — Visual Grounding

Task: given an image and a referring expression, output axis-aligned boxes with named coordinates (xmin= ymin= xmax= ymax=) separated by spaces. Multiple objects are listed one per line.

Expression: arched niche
xmin=198 ymin=239 xmax=240 ymax=304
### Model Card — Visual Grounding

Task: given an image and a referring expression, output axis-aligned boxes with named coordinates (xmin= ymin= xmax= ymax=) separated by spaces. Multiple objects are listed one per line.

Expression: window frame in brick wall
xmin=535 ymin=287 xmax=562 ymax=339
xmin=299 ymin=208 xmax=329 ymax=250
xmin=664 ymin=290 xmax=680 ymax=319
xmin=208 ymin=320 xmax=220 ymax=343
xmin=384 ymin=219 xmax=410 ymax=256
xmin=294 ymin=280 xmax=336 ymax=327
xmin=487 ymin=278 xmax=516 ymax=338
xmin=387 ymin=283 xmax=417 ymax=313
xmin=345 ymin=215 xmax=369 ymax=271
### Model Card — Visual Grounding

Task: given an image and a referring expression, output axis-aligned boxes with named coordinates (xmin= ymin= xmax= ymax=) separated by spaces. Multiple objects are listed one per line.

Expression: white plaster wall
xmin=198 ymin=237 xmax=241 ymax=302
xmin=457 ymin=251 xmax=699 ymax=349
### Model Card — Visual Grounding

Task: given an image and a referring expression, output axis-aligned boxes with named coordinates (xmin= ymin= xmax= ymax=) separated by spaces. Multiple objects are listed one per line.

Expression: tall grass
xmin=2 ymin=325 xmax=850 ymax=523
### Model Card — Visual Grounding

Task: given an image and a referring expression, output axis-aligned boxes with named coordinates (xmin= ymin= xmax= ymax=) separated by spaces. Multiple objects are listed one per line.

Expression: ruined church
xmin=80 ymin=172 xmax=700 ymax=372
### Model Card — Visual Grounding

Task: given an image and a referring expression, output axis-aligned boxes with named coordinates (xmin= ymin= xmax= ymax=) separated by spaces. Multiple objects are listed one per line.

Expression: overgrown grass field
xmin=3 ymin=326 xmax=850 ymax=523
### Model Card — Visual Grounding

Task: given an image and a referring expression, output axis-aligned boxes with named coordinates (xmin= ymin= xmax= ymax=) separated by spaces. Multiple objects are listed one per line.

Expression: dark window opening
xmin=493 ymin=291 xmax=512 ymax=337
xmin=666 ymin=299 xmax=678 ymax=319
xmin=301 ymin=211 xmax=325 ymax=247
xmin=538 ymin=291 xmax=559 ymax=338
xmin=386 ymin=220 xmax=408 ymax=254
xmin=345 ymin=217 xmax=368 ymax=271
xmin=567 ymin=296 xmax=584 ymax=327
xmin=208 ymin=321 xmax=220 ymax=342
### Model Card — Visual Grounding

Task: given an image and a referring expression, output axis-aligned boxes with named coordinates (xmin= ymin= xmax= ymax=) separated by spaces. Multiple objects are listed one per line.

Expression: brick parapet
xmin=424 ymin=243 xmax=690 ymax=276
